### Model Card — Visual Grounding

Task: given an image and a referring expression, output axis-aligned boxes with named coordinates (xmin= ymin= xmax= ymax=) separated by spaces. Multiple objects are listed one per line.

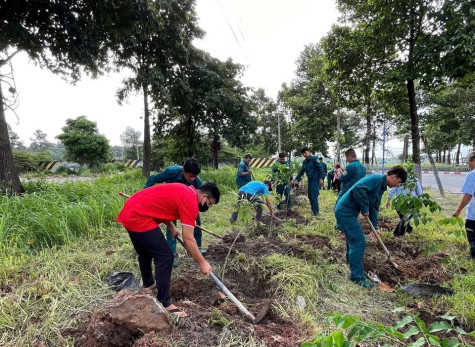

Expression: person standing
xmin=144 ymin=158 xmax=205 ymax=266
xmin=386 ymin=177 xmax=423 ymax=236
xmin=332 ymin=163 xmax=343 ymax=193
xmin=230 ymin=181 xmax=275 ymax=223
xmin=319 ymin=157 xmax=328 ymax=190
xmin=117 ymin=182 xmax=220 ymax=317
xmin=335 ymin=166 xmax=407 ymax=287
xmin=327 ymin=167 xmax=334 ymax=191
xmin=453 ymin=151 xmax=475 ymax=259
xmin=236 ymin=153 xmax=253 ymax=189
xmin=291 ymin=147 xmax=324 ymax=216
xmin=337 ymin=149 xmax=367 ymax=202
xmin=272 ymin=153 xmax=292 ymax=211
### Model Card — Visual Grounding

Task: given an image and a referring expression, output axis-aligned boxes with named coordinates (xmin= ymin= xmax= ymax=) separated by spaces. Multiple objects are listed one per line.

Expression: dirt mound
xmin=275 ymin=210 xmax=308 ymax=224
xmin=363 ymin=240 xmax=450 ymax=286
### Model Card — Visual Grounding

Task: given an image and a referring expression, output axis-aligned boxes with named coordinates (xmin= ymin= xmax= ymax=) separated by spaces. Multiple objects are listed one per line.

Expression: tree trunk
xmin=212 ymin=134 xmax=219 ymax=169
xmin=443 ymin=149 xmax=446 ymax=163
xmin=406 ymin=78 xmax=421 ymax=180
xmin=422 ymin=134 xmax=445 ymax=197
xmin=371 ymin=121 xmax=376 ymax=165
xmin=437 ymin=150 xmax=441 ymax=163
xmin=456 ymin=142 xmax=461 ymax=165
xmin=402 ymin=135 xmax=409 ymax=163
xmin=447 ymin=148 xmax=451 ymax=164
xmin=335 ymin=108 xmax=341 ymax=163
xmin=364 ymin=100 xmax=371 ymax=165
xmin=142 ymin=83 xmax=151 ymax=178
xmin=0 ymin=81 xmax=24 ymax=195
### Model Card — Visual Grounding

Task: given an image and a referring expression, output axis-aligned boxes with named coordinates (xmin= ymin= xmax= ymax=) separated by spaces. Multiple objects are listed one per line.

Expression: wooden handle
xmin=365 ymin=216 xmax=399 ymax=269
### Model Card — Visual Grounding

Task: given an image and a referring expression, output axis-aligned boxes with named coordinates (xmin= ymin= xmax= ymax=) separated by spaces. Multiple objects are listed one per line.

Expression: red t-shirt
xmin=117 ymin=183 xmax=199 ymax=232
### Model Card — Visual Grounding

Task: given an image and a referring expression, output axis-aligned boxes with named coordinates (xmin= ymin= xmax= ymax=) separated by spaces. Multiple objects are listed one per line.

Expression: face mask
xmin=199 ymin=202 xmax=209 ymax=212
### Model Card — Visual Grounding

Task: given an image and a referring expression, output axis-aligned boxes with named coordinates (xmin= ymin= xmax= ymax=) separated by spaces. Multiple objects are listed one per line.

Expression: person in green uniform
xmin=337 ymin=149 xmax=367 ymax=202
xmin=235 ymin=153 xmax=253 ymax=189
xmin=291 ymin=147 xmax=324 ymax=216
xmin=145 ymin=158 xmax=205 ymax=267
xmin=327 ymin=167 xmax=334 ymax=190
xmin=319 ymin=157 xmax=328 ymax=190
xmin=334 ymin=166 xmax=407 ymax=287
xmin=272 ymin=153 xmax=291 ymax=211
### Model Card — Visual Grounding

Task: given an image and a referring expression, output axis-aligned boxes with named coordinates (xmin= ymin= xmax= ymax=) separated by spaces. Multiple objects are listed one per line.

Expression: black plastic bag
xmin=107 ymin=272 xmax=140 ymax=291
xmin=401 ymin=284 xmax=453 ymax=298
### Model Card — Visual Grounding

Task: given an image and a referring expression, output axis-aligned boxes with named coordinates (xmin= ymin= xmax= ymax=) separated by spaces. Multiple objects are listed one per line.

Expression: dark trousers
xmin=127 ymin=227 xmax=174 ymax=307
xmin=332 ymin=179 xmax=341 ymax=193
xmin=466 ymin=219 xmax=475 ymax=259
xmin=276 ymin=184 xmax=291 ymax=210
xmin=394 ymin=210 xmax=414 ymax=237
xmin=230 ymin=191 xmax=264 ymax=222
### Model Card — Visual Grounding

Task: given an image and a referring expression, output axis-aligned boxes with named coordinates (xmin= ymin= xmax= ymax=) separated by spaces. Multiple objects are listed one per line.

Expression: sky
xmin=5 ymin=0 xmax=340 ymax=148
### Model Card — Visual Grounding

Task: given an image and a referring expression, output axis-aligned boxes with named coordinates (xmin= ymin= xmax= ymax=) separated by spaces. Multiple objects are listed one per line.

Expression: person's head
xmin=182 ymin=158 xmax=201 ymax=183
xmin=300 ymin=146 xmax=310 ymax=159
xmin=468 ymin=151 xmax=475 ymax=170
xmin=386 ymin=166 xmax=408 ymax=188
xmin=278 ymin=152 xmax=286 ymax=163
xmin=244 ymin=153 xmax=253 ymax=165
xmin=197 ymin=182 xmax=220 ymax=212
xmin=335 ymin=162 xmax=341 ymax=168
xmin=345 ymin=148 xmax=357 ymax=163
xmin=319 ymin=157 xmax=323 ymax=162
xmin=263 ymin=180 xmax=273 ymax=191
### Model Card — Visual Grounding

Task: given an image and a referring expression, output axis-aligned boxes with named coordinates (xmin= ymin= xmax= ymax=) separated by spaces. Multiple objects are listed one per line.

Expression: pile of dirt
xmin=275 ymin=210 xmax=308 ymax=224
xmin=363 ymin=240 xmax=450 ymax=286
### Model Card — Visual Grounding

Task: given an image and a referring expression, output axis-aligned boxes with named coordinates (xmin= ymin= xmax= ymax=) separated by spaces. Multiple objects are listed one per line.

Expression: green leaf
xmin=455 ymin=326 xmax=466 ymax=335
xmin=358 ymin=326 xmax=374 ymax=341
xmin=430 ymin=321 xmax=452 ymax=333
xmin=392 ymin=307 xmax=405 ymax=313
xmin=300 ymin=343 xmax=316 ymax=347
xmin=332 ymin=331 xmax=345 ymax=347
xmin=428 ymin=335 xmax=442 ymax=347
xmin=323 ymin=336 xmax=333 ymax=347
xmin=403 ymin=326 xmax=420 ymax=339
xmin=441 ymin=337 xmax=460 ymax=347
xmin=394 ymin=315 xmax=414 ymax=329
xmin=408 ymin=337 xmax=426 ymax=347
xmin=414 ymin=316 xmax=429 ymax=334
xmin=440 ymin=313 xmax=456 ymax=322
xmin=348 ymin=325 xmax=363 ymax=340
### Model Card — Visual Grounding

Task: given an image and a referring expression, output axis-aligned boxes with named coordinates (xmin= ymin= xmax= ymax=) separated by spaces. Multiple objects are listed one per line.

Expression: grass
xmin=0 ymin=167 xmax=473 ymax=345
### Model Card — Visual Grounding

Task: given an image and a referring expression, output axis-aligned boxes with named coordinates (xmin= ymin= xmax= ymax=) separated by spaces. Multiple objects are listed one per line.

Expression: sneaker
xmin=173 ymin=257 xmax=179 ymax=267
xmin=200 ymin=249 xmax=207 ymax=256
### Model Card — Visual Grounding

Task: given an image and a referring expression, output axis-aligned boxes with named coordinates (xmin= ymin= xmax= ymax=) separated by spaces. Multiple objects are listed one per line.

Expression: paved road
xmin=421 ymin=172 xmax=467 ymax=194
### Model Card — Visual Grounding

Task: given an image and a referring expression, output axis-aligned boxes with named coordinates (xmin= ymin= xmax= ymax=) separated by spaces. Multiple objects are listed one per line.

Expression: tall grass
xmin=0 ymin=170 xmax=144 ymax=251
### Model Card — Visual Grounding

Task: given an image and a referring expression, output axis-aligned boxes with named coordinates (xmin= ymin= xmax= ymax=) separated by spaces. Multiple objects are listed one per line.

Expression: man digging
xmin=117 ymin=182 xmax=220 ymax=318
xmin=230 ymin=180 xmax=275 ymax=224
xmin=334 ymin=166 xmax=407 ymax=288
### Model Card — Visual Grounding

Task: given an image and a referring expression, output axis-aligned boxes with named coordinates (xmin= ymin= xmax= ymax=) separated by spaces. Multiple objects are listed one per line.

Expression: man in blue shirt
xmin=319 ymin=157 xmax=328 ymax=190
xmin=144 ymin=158 xmax=205 ymax=266
xmin=335 ymin=166 xmax=407 ymax=287
xmin=337 ymin=149 xmax=367 ymax=202
xmin=272 ymin=153 xmax=291 ymax=211
xmin=291 ymin=147 xmax=324 ymax=216
xmin=386 ymin=177 xmax=423 ymax=236
xmin=230 ymin=181 xmax=275 ymax=223
xmin=453 ymin=151 xmax=475 ymax=259
xmin=235 ymin=153 xmax=253 ymax=189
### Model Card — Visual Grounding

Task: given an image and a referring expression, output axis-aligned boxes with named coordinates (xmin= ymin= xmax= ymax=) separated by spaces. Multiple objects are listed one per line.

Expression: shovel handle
xmin=175 ymin=236 xmax=256 ymax=322
xmin=365 ymin=216 xmax=399 ymax=269
xmin=119 ymin=192 xmax=131 ymax=198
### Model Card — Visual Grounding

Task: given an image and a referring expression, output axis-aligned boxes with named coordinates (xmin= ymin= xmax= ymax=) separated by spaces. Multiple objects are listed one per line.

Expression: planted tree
xmin=57 ymin=116 xmax=110 ymax=166
xmin=120 ymin=126 xmax=142 ymax=160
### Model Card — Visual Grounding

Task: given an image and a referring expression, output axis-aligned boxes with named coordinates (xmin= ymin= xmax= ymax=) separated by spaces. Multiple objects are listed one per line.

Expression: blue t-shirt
xmin=462 ymin=169 xmax=475 ymax=221
xmin=239 ymin=181 xmax=269 ymax=197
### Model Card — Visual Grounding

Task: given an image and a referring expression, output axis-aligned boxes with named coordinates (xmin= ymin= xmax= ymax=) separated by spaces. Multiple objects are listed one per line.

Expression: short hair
xmin=387 ymin=166 xmax=407 ymax=183
xmin=319 ymin=157 xmax=323 ymax=160
xmin=263 ymin=180 xmax=273 ymax=191
xmin=183 ymin=158 xmax=200 ymax=175
xmin=278 ymin=152 xmax=286 ymax=158
xmin=469 ymin=151 xmax=475 ymax=160
xmin=335 ymin=163 xmax=340 ymax=168
xmin=345 ymin=148 xmax=357 ymax=158
xmin=244 ymin=153 xmax=253 ymax=159
xmin=198 ymin=182 xmax=220 ymax=204
xmin=300 ymin=146 xmax=309 ymax=153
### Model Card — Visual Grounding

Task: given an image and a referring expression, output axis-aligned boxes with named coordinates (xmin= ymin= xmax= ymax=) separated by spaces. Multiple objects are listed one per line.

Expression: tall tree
xmin=113 ymin=0 xmax=203 ymax=177
xmin=0 ymin=0 xmax=117 ymax=194
xmin=57 ymin=116 xmax=110 ymax=166
xmin=29 ymin=129 xmax=51 ymax=152
xmin=336 ymin=0 xmax=475 ymax=178
xmin=7 ymin=124 xmax=25 ymax=150
xmin=120 ymin=126 xmax=143 ymax=160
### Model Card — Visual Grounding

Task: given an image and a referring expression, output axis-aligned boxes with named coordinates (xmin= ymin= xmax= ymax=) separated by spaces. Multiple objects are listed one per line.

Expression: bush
xmin=12 ymin=150 xmax=52 ymax=173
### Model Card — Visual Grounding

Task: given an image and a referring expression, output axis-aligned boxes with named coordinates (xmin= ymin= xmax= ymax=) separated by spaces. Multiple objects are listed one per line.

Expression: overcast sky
xmin=5 ymin=0 xmax=340 ymax=148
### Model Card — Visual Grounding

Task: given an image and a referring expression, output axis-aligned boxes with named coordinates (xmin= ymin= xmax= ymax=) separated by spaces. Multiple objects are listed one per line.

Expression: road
xmin=421 ymin=172 xmax=466 ymax=194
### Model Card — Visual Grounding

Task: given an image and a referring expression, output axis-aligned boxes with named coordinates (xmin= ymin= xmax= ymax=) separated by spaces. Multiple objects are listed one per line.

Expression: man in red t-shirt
xmin=117 ymin=182 xmax=220 ymax=318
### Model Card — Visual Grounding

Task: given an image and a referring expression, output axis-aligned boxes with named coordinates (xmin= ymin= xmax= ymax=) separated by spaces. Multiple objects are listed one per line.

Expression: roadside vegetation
xmin=1 ymin=167 xmax=474 ymax=346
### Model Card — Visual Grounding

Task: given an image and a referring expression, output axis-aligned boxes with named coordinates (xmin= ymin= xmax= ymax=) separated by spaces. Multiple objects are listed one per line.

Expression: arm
xmin=181 ymin=225 xmax=211 ymax=275
xmin=453 ymin=194 xmax=473 ymax=217
xmin=352 ymin=185 xmax=370 ymax=215
xmin=238 ymin=163 xmax=252 ymax=177
xmin=339 ymin=164 xmax=354 ymax=182
xmin=415 ymin=180 xmax=423 ymax=196
xmin=386 ymin=186 xmax=397 ymax=207
xmin=165 ymin=221 xmax=180 ymax=238
xmin=144 ymin=167 xmax=174 ymax=188
xmin=294 ymin=164 xmax=305 ymax=182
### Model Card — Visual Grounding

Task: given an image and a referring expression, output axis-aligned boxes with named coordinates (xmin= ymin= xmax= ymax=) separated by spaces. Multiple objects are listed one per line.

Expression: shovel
xmin=118 ymin=192 xmax=222 ymax=240
xmin=365 ymin=216 xmax=399 ymax=269
xmin=175 ymin=235 xmax=270 ymax=323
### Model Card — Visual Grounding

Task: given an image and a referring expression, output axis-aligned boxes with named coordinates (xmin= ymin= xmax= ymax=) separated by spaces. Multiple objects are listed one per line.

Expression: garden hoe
xmin=118 ymin=192 xmax=222 ymax=240
xmin=175 ymin=235 xmax=271 ymax=324
xmin=365 ymin=216 xmax=399 ymax=269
